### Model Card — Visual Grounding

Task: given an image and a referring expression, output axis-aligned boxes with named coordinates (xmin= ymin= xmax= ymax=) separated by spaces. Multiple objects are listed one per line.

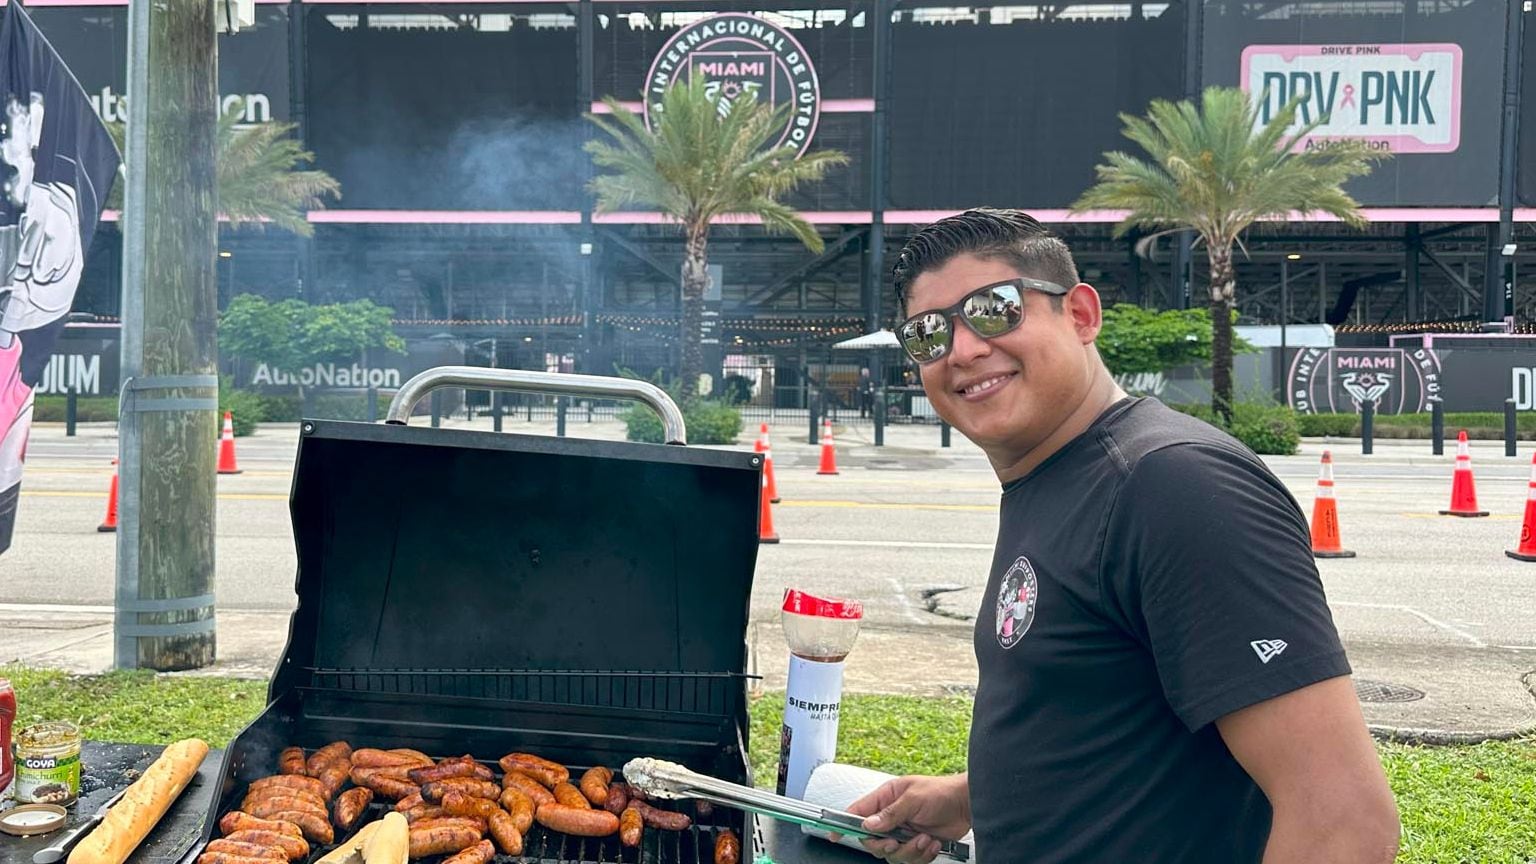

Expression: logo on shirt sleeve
xmin=1250 ymin=639 xmax=1288 ymax=664
xmin=995 ymin=557 xmax=1039 ymax=650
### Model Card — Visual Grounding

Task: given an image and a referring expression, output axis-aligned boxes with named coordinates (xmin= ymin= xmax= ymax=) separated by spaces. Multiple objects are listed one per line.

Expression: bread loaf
xmin=68 ymin=739 xmax=209 ymax=864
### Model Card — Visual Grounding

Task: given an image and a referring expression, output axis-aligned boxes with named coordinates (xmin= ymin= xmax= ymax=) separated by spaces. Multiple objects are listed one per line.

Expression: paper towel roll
xmin=799 ymin=763 xmax=976 ymax=863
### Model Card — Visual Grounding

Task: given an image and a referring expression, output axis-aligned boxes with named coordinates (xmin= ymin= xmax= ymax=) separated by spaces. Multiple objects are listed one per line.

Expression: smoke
xmin=445 ymin=114 xmax=591 ymax=214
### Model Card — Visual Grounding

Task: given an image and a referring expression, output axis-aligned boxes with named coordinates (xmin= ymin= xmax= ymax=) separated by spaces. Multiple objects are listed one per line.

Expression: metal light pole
xmin=116 ymin=0 xmax=221 ymax=669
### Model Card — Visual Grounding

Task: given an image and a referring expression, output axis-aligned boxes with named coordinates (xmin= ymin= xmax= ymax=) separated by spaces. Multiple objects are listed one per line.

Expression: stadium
xmin=28 ymin=0 xmax=1535 ymax=414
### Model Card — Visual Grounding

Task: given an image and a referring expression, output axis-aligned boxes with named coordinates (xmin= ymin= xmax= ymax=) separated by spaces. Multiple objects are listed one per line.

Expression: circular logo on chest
xmin=995 ymin=556 xmax=1038 ymax=650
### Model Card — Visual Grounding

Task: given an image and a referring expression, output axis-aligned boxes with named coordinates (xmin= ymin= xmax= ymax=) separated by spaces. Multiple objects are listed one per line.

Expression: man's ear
xmin=1067 ymin=283 xmax=1103 ymax=345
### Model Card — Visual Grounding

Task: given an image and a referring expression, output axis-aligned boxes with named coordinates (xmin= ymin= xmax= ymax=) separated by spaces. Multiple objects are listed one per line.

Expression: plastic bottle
xmin=777 ymin=589 xmax=862 ymax=800
xmin=0 ymin=677 xmax=15 ymax=802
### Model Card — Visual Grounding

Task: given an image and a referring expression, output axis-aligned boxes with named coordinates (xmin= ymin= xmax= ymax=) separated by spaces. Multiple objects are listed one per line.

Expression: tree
xmin=220 ymin=294 xmax=405 ymax=392
xmin=585 ymin=76 xmax=847 ymax=397
xmin=1071 ymin=86 xmax=1386 ymax=424
xmin=1096 ymin=304 xmax=1222 ymax=376
xmin=108 ymin=98 xmax=340 ymax=236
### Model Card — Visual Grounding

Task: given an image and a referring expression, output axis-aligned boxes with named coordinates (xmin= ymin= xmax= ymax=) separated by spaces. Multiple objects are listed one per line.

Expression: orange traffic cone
xmin=98 ymin=459 xmax=118 ymax=533
xmin=758 ymin=469 xmax=779 ymax=544
xmin=217 ymin=411 xmax=242 ymax=475
xmin=762 ymin=426 xmax=781 ymax=504
xmin=1310 ymin=451 xmax=1355 ymax=559
xmin=1439 ymin=430 xmax=1488 ymax=517
xmin=816 ymin=417 xmax=839 ymax=476
xmin=754 ymin=422 xmax=767 ymax=454
xmin=1507 ymin=454 xmax=1536 ymax=562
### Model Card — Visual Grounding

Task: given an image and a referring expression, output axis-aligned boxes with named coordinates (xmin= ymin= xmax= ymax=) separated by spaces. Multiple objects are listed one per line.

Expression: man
xmin=845 ymin=209 xmax=1399 ymax=863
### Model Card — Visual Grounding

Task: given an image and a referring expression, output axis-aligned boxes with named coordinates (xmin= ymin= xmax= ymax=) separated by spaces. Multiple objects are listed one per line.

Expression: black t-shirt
xmin=967 ymin=397 xmax=1350 ymax=863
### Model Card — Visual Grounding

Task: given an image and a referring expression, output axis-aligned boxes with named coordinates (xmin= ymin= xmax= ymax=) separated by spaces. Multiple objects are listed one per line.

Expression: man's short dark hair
xmin=891 ymin=208 xmax=1080 ymax=310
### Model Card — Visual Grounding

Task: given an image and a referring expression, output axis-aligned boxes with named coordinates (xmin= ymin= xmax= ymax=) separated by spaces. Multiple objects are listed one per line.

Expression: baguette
xmin=315 ymin=819 xmax=381 ymax=864
xmin=68 ymin=739 xmax=210 ymax=864
xmin=361 ymin=812 xmax=408 ymax=864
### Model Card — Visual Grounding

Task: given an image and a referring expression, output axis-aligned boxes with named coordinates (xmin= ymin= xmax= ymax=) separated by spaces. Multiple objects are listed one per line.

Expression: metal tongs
xmin=623 ymin=758 xmax=970 ymax=862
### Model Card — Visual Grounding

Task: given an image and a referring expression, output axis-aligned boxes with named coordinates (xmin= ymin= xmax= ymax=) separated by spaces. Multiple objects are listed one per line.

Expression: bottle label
xmin=778 ymin=654 xmax=845 ymax=799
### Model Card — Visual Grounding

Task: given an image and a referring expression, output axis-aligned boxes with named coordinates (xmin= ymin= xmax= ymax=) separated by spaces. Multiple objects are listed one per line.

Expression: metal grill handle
xmin=384 ymin=367 xmax=688 ymax=444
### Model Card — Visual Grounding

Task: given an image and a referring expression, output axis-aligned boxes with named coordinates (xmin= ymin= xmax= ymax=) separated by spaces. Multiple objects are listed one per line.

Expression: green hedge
xmin=1170 ymin=402 xmax=1301 ymax=456
xmin=1294 ymin=411 xmax=1536 ymax=440
xmin=32 ymin=395 xmax=119 ymax=423
xmin=257 ymin=392 xmax=381 ymax=423
xmin=623 ymin=400 xmax=742 ymax=445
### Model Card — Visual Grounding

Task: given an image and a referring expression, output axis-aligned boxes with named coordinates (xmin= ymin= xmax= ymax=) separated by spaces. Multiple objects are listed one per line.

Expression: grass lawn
xmin=6 ymin=666 xmax=1533 ymax=862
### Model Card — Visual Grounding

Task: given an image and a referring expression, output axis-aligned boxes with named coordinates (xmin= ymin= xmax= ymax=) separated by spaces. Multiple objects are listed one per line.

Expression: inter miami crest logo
xmin=995 ymin=557 xmax=1039 ymax=650
xmin=1288 ymin=347 xmax=1442 ymax=415
xmin=645 ymin=13 xmax=822 ymax=156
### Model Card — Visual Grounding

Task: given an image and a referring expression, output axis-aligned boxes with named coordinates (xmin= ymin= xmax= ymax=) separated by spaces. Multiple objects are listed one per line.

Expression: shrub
xmin=1170 ymin=401 xmax=1300 ymax=456
xmin=623 ymin=400 xmax=742 ymax=445
xmin=217 ymin=379 xmax=265 ymax=436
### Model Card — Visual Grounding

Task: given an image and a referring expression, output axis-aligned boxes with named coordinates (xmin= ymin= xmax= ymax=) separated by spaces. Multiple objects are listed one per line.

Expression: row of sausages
xmin=200 ymin=742 xmax=373 ymax=864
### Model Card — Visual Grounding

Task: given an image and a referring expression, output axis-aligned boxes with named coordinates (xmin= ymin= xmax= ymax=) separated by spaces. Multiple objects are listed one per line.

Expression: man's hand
xmin=840 ymin=773 xmax=970 ymax=863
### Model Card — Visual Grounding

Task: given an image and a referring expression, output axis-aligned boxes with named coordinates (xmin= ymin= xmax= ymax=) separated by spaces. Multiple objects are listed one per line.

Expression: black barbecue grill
xmin=189 ymin=369 xmax=766 ymax=864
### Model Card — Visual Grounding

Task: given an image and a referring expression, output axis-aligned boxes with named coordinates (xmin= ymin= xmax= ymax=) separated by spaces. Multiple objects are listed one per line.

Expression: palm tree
xmin=108 ymin=98 xmax=340 ymax=236
xmin=1072 ymin=86 xmax=1387 ymax=424
xmin=585 ymin=75 xmax=847 ymax=398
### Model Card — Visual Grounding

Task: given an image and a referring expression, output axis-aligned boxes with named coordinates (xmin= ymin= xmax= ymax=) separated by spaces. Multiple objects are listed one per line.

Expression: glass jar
xmin=14 ymin=721 xmax=81 ymax=806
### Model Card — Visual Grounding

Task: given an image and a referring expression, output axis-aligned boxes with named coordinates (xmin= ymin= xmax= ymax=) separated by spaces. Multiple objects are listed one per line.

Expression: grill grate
xmin=304 ymin=668 xmax=756 ymax=716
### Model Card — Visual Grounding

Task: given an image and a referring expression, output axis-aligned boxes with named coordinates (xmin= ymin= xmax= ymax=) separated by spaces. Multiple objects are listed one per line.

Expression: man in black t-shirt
xmin=844 ymin=210 xmax=1399 ymax=863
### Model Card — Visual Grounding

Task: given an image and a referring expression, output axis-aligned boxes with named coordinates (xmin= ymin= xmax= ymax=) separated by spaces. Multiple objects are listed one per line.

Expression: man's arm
xmin=1215 ymin=676 xmax=1399 ymax=864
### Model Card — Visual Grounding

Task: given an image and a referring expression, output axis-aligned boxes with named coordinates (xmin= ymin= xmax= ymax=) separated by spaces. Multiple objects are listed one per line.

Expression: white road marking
xmin=779 ymin=539 xmax=993 ymax=550
xmin=1333 ymin=601 xmax=1487 ymax=648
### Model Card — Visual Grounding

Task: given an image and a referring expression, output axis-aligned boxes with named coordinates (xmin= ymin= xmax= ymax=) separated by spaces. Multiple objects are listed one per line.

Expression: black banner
xmin=1201 ymin=0 xmax=1507 ymax=207
xmin=887 ymin=5 xmax=1183 ymax=210
xmin=27 ymin=5 xmax=291 ymax=124
xmin=1285 ymin=343 xmax=1536 ymax=414
xmin=0 ymin=2 xmax=121 ymax=553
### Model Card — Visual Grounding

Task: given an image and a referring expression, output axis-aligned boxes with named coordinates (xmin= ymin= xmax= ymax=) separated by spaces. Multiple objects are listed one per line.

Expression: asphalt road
xmin=6 ymin=418 xmax=1535 ymax=735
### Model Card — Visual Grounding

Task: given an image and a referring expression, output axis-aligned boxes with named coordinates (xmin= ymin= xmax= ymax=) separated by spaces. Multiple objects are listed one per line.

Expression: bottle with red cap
xmin=0 ymin=677 xmax=15 ymax=802
xmin=777 ymin=589 xmax=863 ymax=800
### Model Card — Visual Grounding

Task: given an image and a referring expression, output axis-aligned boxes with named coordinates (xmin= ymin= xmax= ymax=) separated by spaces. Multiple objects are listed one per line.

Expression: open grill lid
xmin=272 ymin=369 xmax=763 ymax=699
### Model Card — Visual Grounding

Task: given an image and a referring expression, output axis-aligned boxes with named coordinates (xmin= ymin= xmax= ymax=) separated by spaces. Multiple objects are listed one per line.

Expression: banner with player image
xmin=0 ymin=1 xmax=120 ymax=554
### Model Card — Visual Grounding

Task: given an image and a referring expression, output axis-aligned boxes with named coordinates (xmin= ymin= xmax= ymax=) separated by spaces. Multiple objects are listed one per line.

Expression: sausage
xmin=406 ymin=826 xmax=480 ymax=859
xmin=350 ymin=768 xmax=419 ymax=800
xmin=241 ymin=795 xmax=327 ymax=821
xmin=249 ymin=775 xmax=328 ymax=799
xmin=351 ymin=764 xmax=415 ymax=785
xmin=264 ymin=810 xmax=335 ymax=845
xmin=552 ymin=781 xmax=591 ymax=810
xmin=579 ymin=767 xmax=612 ymax=807
xmin=278 ymin=747 xmax=307 ymax=776
xmin=619 ymin=807 xmax=643 ymax=848
xmin=333 ymin=787 xmax=374 ymax=832
xmin=498 ymin=788 xmax=534 ymax=835
xmin=243 ymin=786 xmax=328 ymax=811
xmin=409 ymin=757 xmax=492 ymax=785
xmin=307 ymin=742 xmax=354 ymax=777
xmin=441 ymin=839 xmax=495 ymax=864
xmin=204 ymin=840 xmax=286 ymax=860
xmin=501 ymin=772 xmax=555 ymax=807
xmin=421 ymin=778 xmax=500 ymax=803
xmin=440 ymin=791 xmax=501 ymax=821
xmin=198 ymin=853 xmax=282 ymax=864
xmin=390 ymin=749 xmax=434 ymax=765
xmin=220 ymin=812 xmax=304 ymax=839
xmin=410 ymin=816 xmax=486 ymax=835
xmin=714 ymin=828 xmax=741 ymax=864
xmin=631 ymin=800 xmax=692 ymax=831
xmin=497 ymin=753 xmax=569 ymax=788
xmin=394 ymin=792 xmax=424 ymax=813
xmin=486 ymin=810 xmax=524 ymax=857
xmin=222 ymin=831 xmax=310 ymax=862
xmin=602 ymin=782 xmax=630 ymax=815
xmin=402 ymin=805 xmax=449 ymax=824
xmin=534 ymin=804 xmax=619 ymax=838
xmin=318 ymin=760 xmax=352 ymax=800
xmin=352 ymin=749 xmax=431 ymax=769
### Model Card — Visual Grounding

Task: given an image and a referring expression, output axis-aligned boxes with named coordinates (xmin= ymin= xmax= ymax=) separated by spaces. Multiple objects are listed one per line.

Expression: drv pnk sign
xmin=1242 ymin=43 xmax=1462 ymax=154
